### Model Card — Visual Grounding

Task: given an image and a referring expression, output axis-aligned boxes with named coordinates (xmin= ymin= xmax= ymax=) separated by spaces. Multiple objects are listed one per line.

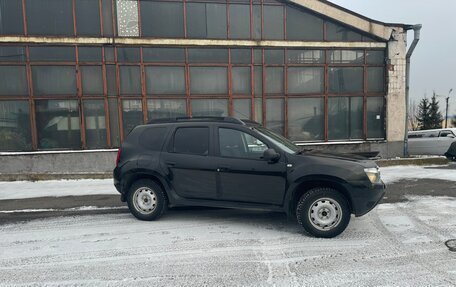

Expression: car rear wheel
xmin=127 ymin=179 xmax=167 ymax=221
xmin=296 ymin=187 xmax=350 ymax=238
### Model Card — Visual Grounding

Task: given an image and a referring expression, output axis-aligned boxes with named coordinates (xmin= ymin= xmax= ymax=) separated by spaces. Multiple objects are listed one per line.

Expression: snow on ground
xmin=381 ymin=165 xmax=456 ymax=184
xmin=0 ymin=196 xmax=455 ymax=286
xmin=0 ymin=165 xmax=455 ymax=200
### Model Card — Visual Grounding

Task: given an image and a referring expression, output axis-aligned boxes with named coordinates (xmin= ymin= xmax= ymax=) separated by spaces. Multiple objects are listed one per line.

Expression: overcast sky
xmin=330 ymin=0 xmax=456 ymax=115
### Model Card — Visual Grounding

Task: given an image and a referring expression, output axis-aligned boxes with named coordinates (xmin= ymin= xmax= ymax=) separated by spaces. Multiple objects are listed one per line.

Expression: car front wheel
xmin=296 ymin=187 xmax=350 ymax=238
xmin=127 ymin=179 xmax=167 ymax=221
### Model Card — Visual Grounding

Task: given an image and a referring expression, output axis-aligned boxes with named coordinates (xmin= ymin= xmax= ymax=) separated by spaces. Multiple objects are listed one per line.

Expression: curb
xmin=376 ymin=157 xmax=450 ymax=167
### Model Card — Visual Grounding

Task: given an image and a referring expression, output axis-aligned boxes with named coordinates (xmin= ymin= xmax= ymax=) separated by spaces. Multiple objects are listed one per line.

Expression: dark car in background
xmin=114 ymin=117 xmax=385 ymax=238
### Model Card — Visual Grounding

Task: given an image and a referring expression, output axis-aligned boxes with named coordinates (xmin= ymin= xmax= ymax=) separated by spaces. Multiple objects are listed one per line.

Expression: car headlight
xmin=364 ymin=167 xmax=381 ymax=183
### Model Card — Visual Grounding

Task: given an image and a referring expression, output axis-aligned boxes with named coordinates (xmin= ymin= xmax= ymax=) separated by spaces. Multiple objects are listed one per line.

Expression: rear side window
xmin=139 ymin=127 xmax=168 ymax=151
xmin=173 ymin=127 xmax=209 ymax=156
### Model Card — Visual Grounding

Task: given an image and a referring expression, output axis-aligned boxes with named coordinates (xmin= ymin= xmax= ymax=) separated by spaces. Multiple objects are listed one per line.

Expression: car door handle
xmin=166 ymin=161 xmax=176 ymax=167
xmin=217 ymin=166 xmax=231 ymax=172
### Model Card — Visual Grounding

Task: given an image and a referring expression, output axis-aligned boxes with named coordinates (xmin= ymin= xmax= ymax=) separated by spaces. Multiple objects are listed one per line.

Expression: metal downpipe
xmin=404 ymin=24 xmax=422 ymax=157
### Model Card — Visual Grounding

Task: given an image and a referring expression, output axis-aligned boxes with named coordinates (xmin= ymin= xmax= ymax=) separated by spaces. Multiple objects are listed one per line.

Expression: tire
xmin=445 ymin=153 xmax=456 ymax=162
xmin=296 ymin=187 xmax=350 ymax=238
xmin=127 ymin=179 xmax=168 ymax=221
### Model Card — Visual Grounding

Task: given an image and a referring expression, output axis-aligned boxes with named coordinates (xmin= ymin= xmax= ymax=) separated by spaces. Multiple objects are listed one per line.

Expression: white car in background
xmin=408 ymin=128 xmax=456 ymax=160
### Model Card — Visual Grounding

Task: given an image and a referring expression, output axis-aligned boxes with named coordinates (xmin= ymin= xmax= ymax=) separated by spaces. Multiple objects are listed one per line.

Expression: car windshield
xmin=253 ymin=126 xmax=300 ymax=154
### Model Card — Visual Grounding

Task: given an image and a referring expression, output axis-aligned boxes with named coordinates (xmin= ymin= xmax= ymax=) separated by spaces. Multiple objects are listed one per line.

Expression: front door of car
xmin=161 ymin=126 xmax=218 ymax=200
xmin=216 ymin=127 xmax=287 ymax=205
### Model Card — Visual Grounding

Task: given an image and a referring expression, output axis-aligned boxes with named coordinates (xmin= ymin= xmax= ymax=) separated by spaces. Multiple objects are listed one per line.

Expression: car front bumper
xmin=348 ymin=181 xmax=386 ymax=217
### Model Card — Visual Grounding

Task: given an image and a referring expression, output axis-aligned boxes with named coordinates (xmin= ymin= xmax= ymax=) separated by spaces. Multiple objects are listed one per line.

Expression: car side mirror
xmin=447 ymin=134 xmax=455 ymax=138
xmin=263 ymin=148 xmax=280 ymax=163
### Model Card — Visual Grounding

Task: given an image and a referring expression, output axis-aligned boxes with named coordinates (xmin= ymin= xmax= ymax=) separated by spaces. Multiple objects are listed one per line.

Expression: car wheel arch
xmin=285 ymin=175 xmax=353 ymax=217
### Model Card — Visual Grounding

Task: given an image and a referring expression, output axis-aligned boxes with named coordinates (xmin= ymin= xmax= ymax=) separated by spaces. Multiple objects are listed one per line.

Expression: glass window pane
xmin=106 ymin=65 xmax=117 ymax=95
xmin=81 ymin=66 xmax=103 ymax=95
xmin=190 ymin=67 xmax=227 ymax=94
xmin=122 ymin=99 xmax=143 ymax=136
xmin=108 ymin=98 xmax=120 ymax=147
xmin=143 ymin=48 xmax=185 ymax=63
xmin=117 ymin=47 xmax=140 ymax=62
xmin=76 ymin=0 xmax=101 ymax=36
xmin=329 ymin=67 xmax=363 ymax=93
xmin=266 ymin=98 xmax=284 ymax=135
xmin=326 ymin=21 xmax=362 ymax=41
xmin=350 ymin=97 xmax=364 ymax=139
xmin=173 ymin=127 xmax=209 ymax=156
xmin=263 ymin=5 xmax=283 ymax=40
xmin=140 ymin=1 xmax=184 ymax=38
xmin=186 ymin=3 xmax=205 ymax=38
xmin=254 ymin=97 xmax=262 ymax=124
xmin=102 ymin=0 xmax=114 ymax=36
xmin=35 ymin=100 xmax=81 ymax=149
xmin=84 ymin=100 xmax=107 ymax=148
xmin=265 ymin=49 xmax=284 ymax=64
xmin=287 ymin=50 xmax=323 ymax=64
xmin=116 ymin=0 xmax=139 ymax=37
xmin=328 ymin=50 xmax=364 ymax=64
xmin=104 ymin=47 xmax=115 ymax=62
xmin=32 ymin=66 xmax=77 ymax=95
xmin=231 ymin=49 xmax=251 ymax=64
xmin=186 ymin=3 xmax=227 ymax=39
xmin=78 ymin=47 xmax=102 ymax=62
xmin=288 ymin=98 xmax=324 ymax=141
xmin=328 ymin=97 xmax=363 ymax=140
xmin=254 ymin=49 xmax=262 ymax=64
xmin=366 ymin=50 xmax=385 ymax=65
xmin=188 ymin=48 xmax=228 ymax=63
xmin=147 ymin=99 xmax=186 ymax=120
xmin=191 ymin=99 xmax=228 ymax=117
xmin=0 ymin=101 xmax=31 ymax=151
xmin=0 ymin=0 xmax=24 ymax=35
xmin=367 ymin=97 xmax=385 ymax=138
xmin=368 ymin=67 xmax=385 ymax=93
xmin=219 ymin=128 xmax=267 ymax=159
xmin=0 ymin=66 xmax=28 ymax=95
xmin=29 ymin=46 xmax=75 ymax=62
xmin=229 ymin=4 xmax=250 ymax=39
xmin=265 ymin=67 xmax=283 ymax=94
xmin=232 ymin=67 xmax=251 ymax=95
xmin=254 ymin=67 xmax=262 ymax=96
xmin=287 ymin=67 xmax=323 ymax=94
xmin=206 ymin=3 xmax=227 ymax=39
xmin=119 ymin=66 xmax=141 ymax=95
xmin=252 ymin=5 xmax=261 ymax=40
xmin=0 ymin=46 xmax=25 ymax=62
xmin=233 ymin=99 xmax=251 ymax=119
xmin=26 ymin=0 xmax=74 ymax=36
xmin=286 ymin=6 xmax=323 ymax=40
xmin=145 ymin=66 xmax=186 ymax=95
xmin=138 ymin=126 xmax=167 ymax=151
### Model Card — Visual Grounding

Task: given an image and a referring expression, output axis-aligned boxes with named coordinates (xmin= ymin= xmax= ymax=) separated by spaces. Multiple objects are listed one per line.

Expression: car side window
xmin=219 ymin=128 xmax=268 ymax=159
xmin=173 ymin=127 xmax=209 ymax=156
xmin=439 ymin=131 xmax=454 ymax=137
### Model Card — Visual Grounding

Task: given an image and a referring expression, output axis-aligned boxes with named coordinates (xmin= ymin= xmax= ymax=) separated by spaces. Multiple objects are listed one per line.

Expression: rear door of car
xmin=161 ymin=125 xmax=218 ymax=200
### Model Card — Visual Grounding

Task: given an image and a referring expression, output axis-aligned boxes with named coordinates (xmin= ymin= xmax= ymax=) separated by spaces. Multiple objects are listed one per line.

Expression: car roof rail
xmin=240 ymin=119 xmax=261 ymax=126
xmin=147 ymin=116 xmax=245 ymax=125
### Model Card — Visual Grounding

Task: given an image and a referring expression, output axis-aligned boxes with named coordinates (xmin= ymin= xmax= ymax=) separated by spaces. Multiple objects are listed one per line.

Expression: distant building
xmin=0 ymin=0 xmax=418 ymax=172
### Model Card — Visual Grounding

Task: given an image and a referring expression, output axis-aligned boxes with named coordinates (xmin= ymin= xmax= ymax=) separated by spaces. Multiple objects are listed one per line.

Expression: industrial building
xmin=0 ymin=0 xmax=419 ymax=174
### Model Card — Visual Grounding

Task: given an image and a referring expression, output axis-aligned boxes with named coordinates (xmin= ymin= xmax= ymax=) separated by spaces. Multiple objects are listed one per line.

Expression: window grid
xmin=1 ymin=0 xmax=381 ymax=42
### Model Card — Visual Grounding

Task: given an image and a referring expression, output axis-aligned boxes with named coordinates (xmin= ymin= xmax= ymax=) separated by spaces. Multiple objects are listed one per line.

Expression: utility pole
xmin=446 ymin=88 xmax=453 ymax=128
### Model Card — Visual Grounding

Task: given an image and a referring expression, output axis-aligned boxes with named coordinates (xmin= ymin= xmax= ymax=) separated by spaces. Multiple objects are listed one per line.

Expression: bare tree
xmin=408 ymin=99 xmax=419 ymax=131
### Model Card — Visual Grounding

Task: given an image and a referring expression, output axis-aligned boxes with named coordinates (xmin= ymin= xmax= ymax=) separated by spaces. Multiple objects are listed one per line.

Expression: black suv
xmin=114 ymin=117 xmax=385 ymax=238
